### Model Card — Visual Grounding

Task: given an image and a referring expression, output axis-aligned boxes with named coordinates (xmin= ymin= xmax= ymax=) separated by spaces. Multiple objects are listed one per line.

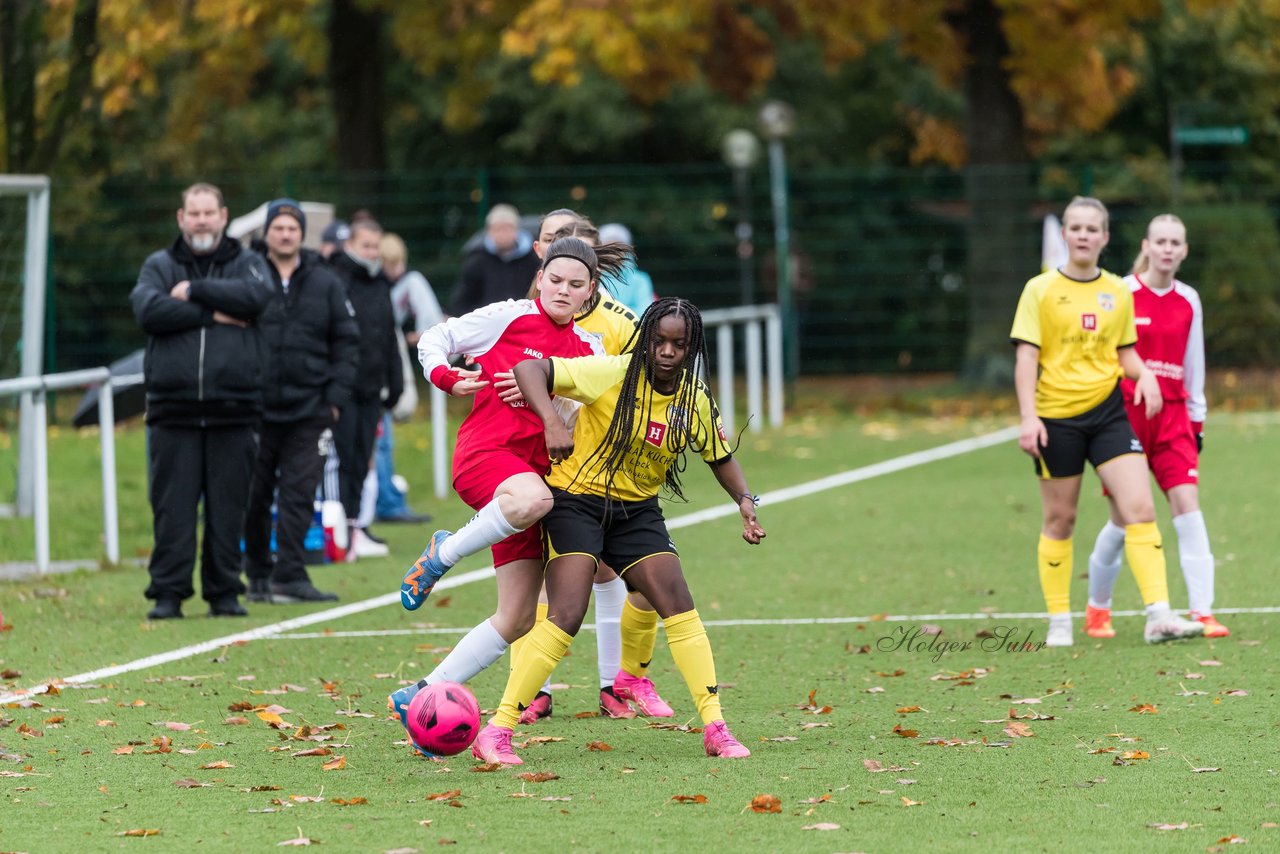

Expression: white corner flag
xmin=1042 ymin=214 xmax=1068 ymax=272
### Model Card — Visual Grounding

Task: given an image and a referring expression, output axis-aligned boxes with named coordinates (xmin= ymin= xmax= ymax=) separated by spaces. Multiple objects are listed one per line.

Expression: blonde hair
xmin=1063 ymin=195 xmax=1109 ymax=231
xmin=380 ymin=232 xmax=408 ymax=265
xmin=1131 ymin=213 xmax=1186 ymax=276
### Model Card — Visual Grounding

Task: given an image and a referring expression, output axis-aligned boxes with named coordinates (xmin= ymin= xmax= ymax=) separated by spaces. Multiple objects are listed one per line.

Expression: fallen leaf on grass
xmin=896 ymin=706 xmax=925 ymax=714
xmin=144 ymin=736 xmax=172 ymax=754
xmin=573 ymin=711 xmax=600 ymax=719
xmin=1223 ymin=689 xmax=1249 ymax=697
xmin=1198 ymin=660 xmax=1223 ymax=667
xmin=1148 ymin=822 xmax=1189 ymax=831
xmin=1129 ymin=704 xmax=1158 ymax=714
xmin=97 ymin=720 xmax=117 ymax=727
xmin=767 ymin=736 xmax=798 ymax=742
xmin=1088 ymin=747 xmax=1116 ymax=755
xmin=427 ymin=790 xmax=462 ymax=801
xmin=157 ymin=721 xmax=192 ymax=731
xmin=292 ymin=748 xmax=332 ymax=758
xmin=174 ymin=778 xmax=210 ymax=788
xmin=1217 ymin=835 xmax=1248 ymax=844
xmin=586 ymin=741 xmax=613 ymax=752
xmin=876 ymin=670 xmax=906 ymax=678
xmin=201 ymin=760 xmax=233 ymax=769
xmin=1003 ymin=722 xmax=1034 ymax=738
xmin=863 ymin=759 xmax=908 ymax=773
xmin=892 ymin=724 xmax=918 ymax=738
xmin=541 ymin=796 xmax=571 ymax=802
xmin=800 ymin=794 xmax=832 ymax=804
xmin=672 ymin=794 xmax=707 ymax=804
xmin=1121 ymin=750 xmax=1150 ymax=761
xmin=44 ymin=715 xmax=64 ymax=724
xmin=901 ymin=797 xmax=923 ymax=807
xmin=1191 ymin=767 xmax=1221 ymax=773
xmin=277 ymin=831 xmax=318 ymax=846
xmin=796 ymin=690 xmax=834 ymax=714
xmin=119 ymin=829 xmax=161 ymax=837
xmin=866 ymin=686 xmax=885 ymax=694
xmin=749 ymin=794 xmax=781 ymax=813
xmin=321 ymin=755 xmax=346 ymax=771
xmin=1008 ymin=697 xmax=1042 ymax=705
xmin=113 ymin=746 xmax=134 ymax=755
xmin=802 ymin=823 xmax=841 ymax=830
xmin=515 ymin=772 xmax=559 ymax=783
xmin=523 ymin=736 xmax=563 ymax=744
xmin=329 ymin=797 xmax=367 ymax=805
xmin=470 ymin=763 xmax=502 ymax=773
xmin=801 ymin=722 xmax=831 ymax=730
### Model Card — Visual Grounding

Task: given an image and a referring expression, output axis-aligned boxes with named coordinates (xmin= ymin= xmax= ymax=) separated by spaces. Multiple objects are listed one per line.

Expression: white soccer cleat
xmin=1045 ymin=619 xmax=1073 ymax=648
xmin=1144 ymin=611 xmax=1205 ymax=644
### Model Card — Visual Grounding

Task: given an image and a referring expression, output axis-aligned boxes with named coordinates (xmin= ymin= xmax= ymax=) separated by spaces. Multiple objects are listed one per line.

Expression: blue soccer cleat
xmin=401 ymin=530 xmax=452 ymax=611
xmin=387 ymin=683 xmax=437 ymax=758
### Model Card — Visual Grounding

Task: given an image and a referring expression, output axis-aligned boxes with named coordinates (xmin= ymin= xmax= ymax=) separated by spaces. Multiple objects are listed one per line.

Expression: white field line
xmin=1 ymin=425 xmax=1026 ymax=701
xmin=268 ymin=605 xmax=1280 ymax=640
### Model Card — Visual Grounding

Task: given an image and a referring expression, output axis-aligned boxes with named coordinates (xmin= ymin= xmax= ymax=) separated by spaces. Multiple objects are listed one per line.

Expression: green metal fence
xmin=35 ymin=161 xmax=1280 ymax=378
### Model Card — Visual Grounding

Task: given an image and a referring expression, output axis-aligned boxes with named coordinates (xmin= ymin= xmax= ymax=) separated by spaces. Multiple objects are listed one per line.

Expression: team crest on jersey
xmin=717 ymin=423 xmax=728 ymax=442
xmin=1081 ymin=313 xmax=1097 ymax=330
xmin=667 ymin=405 xmax=690 ymax=432
xmin=644 ymin=421 xmax=667 ymax=447
xmin=1098 ymin=292 xmax=1115 ymax=311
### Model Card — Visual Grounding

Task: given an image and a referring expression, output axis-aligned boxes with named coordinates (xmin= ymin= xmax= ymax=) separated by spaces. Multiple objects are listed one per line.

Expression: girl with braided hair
xmin=469 ymin=297 xmax=765 ymax=765
xmin=387 ymin=235 xmax=630 ymax=757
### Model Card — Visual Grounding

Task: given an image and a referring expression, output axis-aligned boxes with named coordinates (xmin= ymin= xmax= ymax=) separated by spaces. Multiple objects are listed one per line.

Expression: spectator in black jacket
xmin=130 ymin=182 xmax=274 ymax=620
xmin=327 ymin=217 xmax=403 ymax=558
xmin=449 ymin=204 xmax=541 ymax=315
xmin=244 ymin=200 xmax=361 ymax=604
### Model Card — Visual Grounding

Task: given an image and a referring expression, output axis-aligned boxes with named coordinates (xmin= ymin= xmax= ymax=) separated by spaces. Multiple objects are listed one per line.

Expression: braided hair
xmin=575 ymin=297 xmax=713 ymax=503
xmin=539 ymin=235 xmax=632 ymax=320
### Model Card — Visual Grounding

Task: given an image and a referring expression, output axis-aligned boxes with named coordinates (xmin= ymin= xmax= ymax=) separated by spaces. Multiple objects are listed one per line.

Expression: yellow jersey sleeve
xmin=574 ymin=287 xmax=640 ymax=356
xmin=691 ymin=379 xmax=734 ymax=464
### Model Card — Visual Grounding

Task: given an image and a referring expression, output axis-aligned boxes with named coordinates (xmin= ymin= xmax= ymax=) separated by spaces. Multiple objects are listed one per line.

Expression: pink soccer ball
xmin=406 ymin=681 xmax=481 ymax=757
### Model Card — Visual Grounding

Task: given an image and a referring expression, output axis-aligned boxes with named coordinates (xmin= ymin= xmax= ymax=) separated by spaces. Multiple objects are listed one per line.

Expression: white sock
xmin=420 ymin=619 xmax=509 ymax=687
xmin=356 ymin=469 xmax=378 ymax=529
xmin=592 ymin=578 xmax=627 ymax=688
xmin=1173 ymin=511 xmax=1215 ymax=615
xmin=1145 ymin=601 xmax=1172 ymax=619
xmin=439 ymin=499 xmax=521 ymax=567
xmin=1087 ymin=520 xmax=1126 ymax=610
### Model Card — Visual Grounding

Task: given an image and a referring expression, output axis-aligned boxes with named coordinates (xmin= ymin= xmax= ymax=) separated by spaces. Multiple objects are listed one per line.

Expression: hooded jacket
xmin=130 ymin=235 xmax=274 ymax=426
xmin=256 ymin=247 xmax=361 ymax=422
xmin=326 ymin=250 xmax=404 ymax=407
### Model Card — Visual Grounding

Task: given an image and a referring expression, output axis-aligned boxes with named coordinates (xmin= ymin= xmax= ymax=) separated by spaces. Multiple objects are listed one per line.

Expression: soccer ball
xmin=406 ymin=681 xmax=481 ymax=756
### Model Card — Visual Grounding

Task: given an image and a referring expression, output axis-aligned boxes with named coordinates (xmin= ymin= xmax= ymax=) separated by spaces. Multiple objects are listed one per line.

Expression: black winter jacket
xmin=449 ymin=245 xmax=542 ymax=316
xmin=327 ymin=251 xmax=404 ymax=407
xmin=257 ymin=248 xmax=361 ymax=423
xmin=130 ymin=236 xmax=274 ymax=426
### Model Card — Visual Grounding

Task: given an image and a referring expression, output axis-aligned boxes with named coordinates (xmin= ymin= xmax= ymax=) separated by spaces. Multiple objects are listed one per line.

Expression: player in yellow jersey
xmin=1010 ymin=196 xmax=1203 ymax=647
xmin=469 ymin=298 xmax=764 ymax=764
xmin=501 ymin=211 xmax=675 ymax=723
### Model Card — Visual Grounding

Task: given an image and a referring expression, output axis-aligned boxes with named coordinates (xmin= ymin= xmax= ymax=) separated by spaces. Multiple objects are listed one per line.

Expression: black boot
xmin=246 ymin=578 xmax=274 ymax=603
xmin=209 ymin=597 xmax=248 ymax=617
xmin=271 ymin=581 xmax=339 ymax=603
xmin=147 ymin=598 xmax=183 ymax=620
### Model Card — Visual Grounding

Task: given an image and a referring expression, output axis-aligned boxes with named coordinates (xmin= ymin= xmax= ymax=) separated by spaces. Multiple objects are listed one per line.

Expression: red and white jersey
xmin=1121 ymin=273 xmax=1207 ymax=423
xmin=418 ymin=298 xmax=603 ymax=470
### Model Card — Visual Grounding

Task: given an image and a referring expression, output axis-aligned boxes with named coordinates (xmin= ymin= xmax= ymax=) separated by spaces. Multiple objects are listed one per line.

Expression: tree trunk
xmin=950 ymin=0 xmax=1036 ymax=385
xmin=328 ymin=0 xmax=388 ymax=200
xmin=0 ymin=0 xmax=41 ymax=172
xmin=31 ymin=0 xmax=100 ymax=174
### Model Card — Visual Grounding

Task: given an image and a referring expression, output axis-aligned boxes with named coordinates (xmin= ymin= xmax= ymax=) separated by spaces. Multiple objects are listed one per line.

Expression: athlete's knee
xmin=549 ymin=606 xmax=587 ymax=637
xmin=492 ymin=604 xmax=538 ymax=642
xmin=1042 ymin=509 xmax=1076 ymax=539
xmin=499 ymin=485 xmax=554 ymax=529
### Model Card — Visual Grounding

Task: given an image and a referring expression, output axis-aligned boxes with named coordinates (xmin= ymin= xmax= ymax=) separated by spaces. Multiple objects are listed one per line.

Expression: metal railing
xmin=0 ymin=367 xmax=120 ymax=574
xmin=426 ymin=303 xmax=784 ymax=498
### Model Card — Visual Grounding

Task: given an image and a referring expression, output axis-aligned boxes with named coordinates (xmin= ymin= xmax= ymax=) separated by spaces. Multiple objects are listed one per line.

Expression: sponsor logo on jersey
xmin=1081 ymin=313 xmax=1097 ymax=330
xmin=645 ymin=421 xmax=667 ymax=447
xmin=1098 ymin=292 xmax=1115 ymax=311
xmin=667 ymin=405 xmax=690 ymax=432
xmin=1057 ymin=295 xmax=1071 ymax=304
xmin=523 ymin=347 xmax=544 ymax=359
xmin=717 ymin=423 xmax=728 ymax=443
xmin=1135 ymin=316 xmax=1152 ymax=325
xmin=1130 ymin=438 xmax=1143 ymax=453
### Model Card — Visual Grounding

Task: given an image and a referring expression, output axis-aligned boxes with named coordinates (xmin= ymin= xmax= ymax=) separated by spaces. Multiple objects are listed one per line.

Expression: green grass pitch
xmin=1 ymin=411 xmax=1276 ymax=851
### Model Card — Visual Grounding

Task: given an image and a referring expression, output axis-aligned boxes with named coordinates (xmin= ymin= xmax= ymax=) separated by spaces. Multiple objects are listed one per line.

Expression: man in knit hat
xmin=243 ymin=199 xmax=360 ymax=603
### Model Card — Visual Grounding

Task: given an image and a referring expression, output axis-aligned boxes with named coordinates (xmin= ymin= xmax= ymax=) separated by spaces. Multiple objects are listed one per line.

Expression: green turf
xmin=1 ymin=412 xmax=1277 ymax=851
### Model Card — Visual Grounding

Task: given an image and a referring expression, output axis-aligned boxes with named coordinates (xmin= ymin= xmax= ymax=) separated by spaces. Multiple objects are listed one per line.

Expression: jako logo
xmin=523 ymin=348 xmax=544 ymax=359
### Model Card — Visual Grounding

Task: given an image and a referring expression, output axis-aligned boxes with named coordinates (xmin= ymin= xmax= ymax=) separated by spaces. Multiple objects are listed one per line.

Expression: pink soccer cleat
xmin=471 ymin=723 xmax=522 ymax=765
xmin=599 ymin=686 xmax=637 ymax=719
xmin=613 ymin=671 xmax=674 ymax=717
xmin=518 ymin=691 xmax=554 ymax=725
xmin=703 ymin=720 xmax=751 ymax=758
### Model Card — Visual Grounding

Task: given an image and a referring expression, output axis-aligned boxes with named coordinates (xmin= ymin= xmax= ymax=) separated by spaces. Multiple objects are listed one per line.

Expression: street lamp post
xmin=758 ymin=100 xmax=798 ymax=383
xmin=721 ymin=129 xmax=761 ymax=306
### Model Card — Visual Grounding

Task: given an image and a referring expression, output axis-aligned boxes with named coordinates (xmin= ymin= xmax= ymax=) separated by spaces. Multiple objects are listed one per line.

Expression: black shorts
xmin=1035 ymin=385 xmax=1143 ymax=479
xmin=542 ymin=489 xmax=677 ymax=574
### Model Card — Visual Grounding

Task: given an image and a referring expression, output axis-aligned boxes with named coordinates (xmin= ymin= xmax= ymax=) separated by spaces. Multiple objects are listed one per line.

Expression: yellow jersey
xmin=575 ymin=285 xmax=639 ymax=356
xmin=546 ymin=354 xmax=733 ymax=501
xmin=1010 ymin=269 xmax=1137 ymax=419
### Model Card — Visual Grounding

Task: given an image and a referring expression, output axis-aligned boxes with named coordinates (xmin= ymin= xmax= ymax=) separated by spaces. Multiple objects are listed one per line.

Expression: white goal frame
xmin=1 ymin=174 xmax=52 ymax=518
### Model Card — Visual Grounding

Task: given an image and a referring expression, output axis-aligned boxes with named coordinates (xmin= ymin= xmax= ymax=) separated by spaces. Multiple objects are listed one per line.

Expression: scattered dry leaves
xmin=672 ymin=794 xmax=707 ymax=804
xmin=749 ymin=794 xmax=781 ymax=813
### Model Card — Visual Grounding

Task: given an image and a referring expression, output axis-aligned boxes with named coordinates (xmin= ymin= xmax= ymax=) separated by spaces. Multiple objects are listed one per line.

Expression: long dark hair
xmin=539 ymin=235 xmax=631 ymax=319
xmin=576 ymin=297 xmax=713 ymax=503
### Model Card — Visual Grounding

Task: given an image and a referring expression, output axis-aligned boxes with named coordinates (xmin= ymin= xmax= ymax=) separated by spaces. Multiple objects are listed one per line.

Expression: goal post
xmin=0 ymin=174 xmax=52 ymax=518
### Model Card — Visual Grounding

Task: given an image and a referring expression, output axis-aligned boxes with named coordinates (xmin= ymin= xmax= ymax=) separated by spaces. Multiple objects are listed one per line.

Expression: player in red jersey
xmin=386 ymin=235 xmax=630 ymax=756
xmin=1085 ymin=214 xmax=1227 ymax=639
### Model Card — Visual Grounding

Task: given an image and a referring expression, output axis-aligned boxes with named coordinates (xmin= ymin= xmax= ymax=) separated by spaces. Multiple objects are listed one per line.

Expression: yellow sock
xmin=493 ymin=620 xmax=572 ymax=730
xmin=509 ymin=602 xmax=549 ymax=676
xmin=619 ymin=599 xmax=659 ymax=679
xmin=1124 ymin=522 xmax=1169 ymax=606
xmin=663 ymin=609 xmax=723 ymax=725
xmin=1037 ymin=534 xmax=1072 ymax=614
